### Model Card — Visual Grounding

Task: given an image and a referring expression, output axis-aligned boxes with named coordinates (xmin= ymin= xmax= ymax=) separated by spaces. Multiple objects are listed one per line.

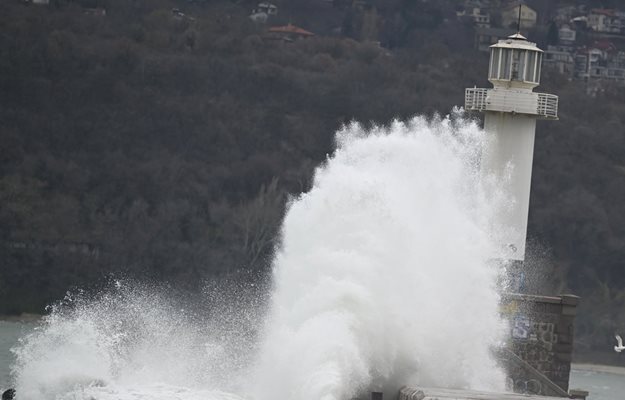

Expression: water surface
xmin=570 ymin=364 xmax=625 ymax=400
xmin=0 ymin=321 xmax=35 ymax=390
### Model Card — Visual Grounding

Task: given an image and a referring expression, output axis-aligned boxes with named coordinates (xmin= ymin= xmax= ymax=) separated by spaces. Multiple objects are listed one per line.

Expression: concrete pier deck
xmin=399 ymin=386 xmax=583 ymax=400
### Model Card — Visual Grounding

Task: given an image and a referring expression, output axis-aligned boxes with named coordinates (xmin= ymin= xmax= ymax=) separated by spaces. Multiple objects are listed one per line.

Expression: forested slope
xmin=1 ymin=0 xmax=625 ymax=359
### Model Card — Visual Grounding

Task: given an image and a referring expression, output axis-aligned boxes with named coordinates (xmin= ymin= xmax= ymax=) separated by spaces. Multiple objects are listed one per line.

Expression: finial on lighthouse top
xmin=516 ymin=3 xmax=522 ymax=35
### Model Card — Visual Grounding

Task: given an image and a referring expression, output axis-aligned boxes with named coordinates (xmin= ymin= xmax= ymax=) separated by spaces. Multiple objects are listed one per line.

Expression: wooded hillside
xmin=1 ymin=0 xmax=625 ymax=360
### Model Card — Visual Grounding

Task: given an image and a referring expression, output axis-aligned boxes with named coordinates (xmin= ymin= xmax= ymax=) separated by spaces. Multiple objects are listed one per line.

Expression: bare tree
xmin=234 ymin=177 xmax=285 ymax=270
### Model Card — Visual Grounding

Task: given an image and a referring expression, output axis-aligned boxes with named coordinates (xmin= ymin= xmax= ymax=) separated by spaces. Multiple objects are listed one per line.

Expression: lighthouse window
xmin=512 ymin=50 xmax=526 ymax=81
xmin=525 ymin=51 xmax=537 ymax=82
xmin=534 ymin=53 xmax=543 ymax=82
xmin=501 ymin=48 xmax=512 ymax=80
xmin=490 ymin=48 xmax=500 ymax=79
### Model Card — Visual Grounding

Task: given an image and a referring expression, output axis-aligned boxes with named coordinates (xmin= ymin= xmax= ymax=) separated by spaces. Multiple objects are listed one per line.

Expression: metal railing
xmin=465 ymin=88 xmax=489 ymax=111
xmin=465 ymin=88 xmax=558 ymax=119
xmin=536 ymin=92 xmax=559 ymax=119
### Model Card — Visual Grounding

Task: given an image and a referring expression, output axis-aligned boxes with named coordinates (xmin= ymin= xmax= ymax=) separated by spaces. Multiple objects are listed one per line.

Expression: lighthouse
xmin=465 ymin=33 xmax=558 ymax=261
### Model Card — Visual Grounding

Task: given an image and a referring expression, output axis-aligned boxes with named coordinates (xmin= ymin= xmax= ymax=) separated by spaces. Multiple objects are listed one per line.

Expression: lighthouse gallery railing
xmin=465 ymin=88 xmax=558 ymax=119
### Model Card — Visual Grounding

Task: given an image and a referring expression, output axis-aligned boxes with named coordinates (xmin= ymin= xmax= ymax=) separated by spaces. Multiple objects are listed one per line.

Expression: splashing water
xmin=11 ymin=112 xmax=508 ymax=400
xmin=255 ymin=113 xmax=507 ymax=400
xmin=12 ymin=282 xmax=262 ymax=400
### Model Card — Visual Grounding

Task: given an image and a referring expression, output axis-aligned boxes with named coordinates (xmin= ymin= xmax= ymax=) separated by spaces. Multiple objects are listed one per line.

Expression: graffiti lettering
xmin=512 ymin=315 xmax=530 ymax=339
xmin=510 ymin=316 xmax=557 ymax=350
xmin=513 ymin=379 xmax=542 ymax=395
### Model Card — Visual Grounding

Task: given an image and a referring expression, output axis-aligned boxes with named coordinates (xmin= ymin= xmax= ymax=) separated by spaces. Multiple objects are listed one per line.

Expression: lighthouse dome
xmin=488 ymin=33 xmax=543 ymax=89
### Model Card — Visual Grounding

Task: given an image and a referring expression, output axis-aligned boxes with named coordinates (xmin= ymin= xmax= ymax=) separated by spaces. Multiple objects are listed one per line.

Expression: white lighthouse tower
xmin=465 ymin=33 xmax=558 ymax=261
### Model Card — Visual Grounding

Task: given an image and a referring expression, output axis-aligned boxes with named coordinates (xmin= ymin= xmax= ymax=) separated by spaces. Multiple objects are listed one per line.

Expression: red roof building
xmin=267 ymin=23 xmax=314 ymax=41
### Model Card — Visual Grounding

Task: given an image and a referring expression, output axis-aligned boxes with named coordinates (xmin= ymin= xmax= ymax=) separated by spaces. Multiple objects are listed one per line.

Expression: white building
xmin=575 ymin=44 xmax=625 ymax=84
xmin=457 ymin=5 xmax=491 ymax=28
xmin=254 ymin=3 xmax=278 ymax=16
xmin=544 ymin=45 xmax=575 ymax=77
xmin=501 ymin=3 xmax=537 ymax=30
xmin=250 ymin=2 xmax=278 ymax=24
xmin=587 ymin=9 xmax=625 ymax=34
xmin=558 ymin=25 xmax=576 ymax=45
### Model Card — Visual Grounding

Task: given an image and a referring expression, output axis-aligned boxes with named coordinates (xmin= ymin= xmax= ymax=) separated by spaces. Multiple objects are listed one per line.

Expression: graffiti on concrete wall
xmin=511 ymin=314 xmax=557 ymax=350
xmin=515 ymin=379 xmax=542 ymax=395
xmin=502 ymin=295 xmax=577 ymax=396
xmin=508 ymin=311 xmax=570 ymax=395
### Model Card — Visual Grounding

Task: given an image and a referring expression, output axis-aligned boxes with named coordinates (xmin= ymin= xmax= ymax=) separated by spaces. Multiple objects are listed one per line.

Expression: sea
xmin=1 ymin=321 xmax=27 ymax=390
xmin=1 ymin=320 xmax=624 ymax=400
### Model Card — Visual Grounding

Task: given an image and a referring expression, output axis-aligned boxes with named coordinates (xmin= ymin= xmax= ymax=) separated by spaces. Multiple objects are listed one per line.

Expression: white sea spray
xmin=11 ymin=112 xmax=508 ymax=400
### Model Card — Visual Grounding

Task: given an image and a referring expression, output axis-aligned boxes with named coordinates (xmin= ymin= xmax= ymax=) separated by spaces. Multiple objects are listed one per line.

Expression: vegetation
xmin=1 ymin=0 xmax=625 ymax=361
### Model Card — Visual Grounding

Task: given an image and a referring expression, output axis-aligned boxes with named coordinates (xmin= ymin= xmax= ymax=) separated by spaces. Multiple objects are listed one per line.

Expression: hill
xmin=1 ymin=0 xmax=625 ymax=361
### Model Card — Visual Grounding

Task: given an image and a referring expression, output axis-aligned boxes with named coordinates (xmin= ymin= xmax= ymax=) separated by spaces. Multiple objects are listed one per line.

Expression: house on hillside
xmin=250 ymin=2 xmax=278 ymax=24
xmin=558 ymin=24 xmax=576 ymax=45
xmin=587 ymin=9 xmax=625 ymax=34
xmin=575 ymin=47 xmax=604 ymax=80
xmin=543 ymin=24 xmax=579 ymax=77
xmin=575 ymin=41 xmax=625 ymax=84
xmin=501 ymin=2 xmax=537 ymax=30
xmin=255 ymin=2 xmax=278 ymax=16
xmin=266 ymin=23 xmax=314 ymax=42
xmin=457 ymin=1 xmax=491 ymax=28
xmin=544 ymin=45 xmax=575 ymax=78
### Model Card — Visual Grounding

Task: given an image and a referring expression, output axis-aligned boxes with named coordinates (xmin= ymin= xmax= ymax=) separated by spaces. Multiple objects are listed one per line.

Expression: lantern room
xmin=488 ymin=33 xmax=543 ymax=89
